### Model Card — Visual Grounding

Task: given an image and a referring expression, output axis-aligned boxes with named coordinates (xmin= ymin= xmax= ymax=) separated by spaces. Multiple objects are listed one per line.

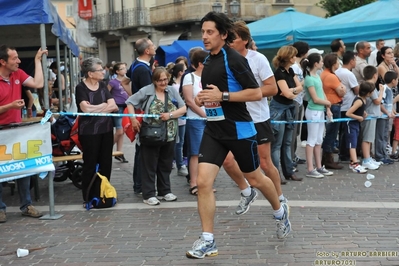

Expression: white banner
xmin=0 ymin=123 xmax=54 ymax=182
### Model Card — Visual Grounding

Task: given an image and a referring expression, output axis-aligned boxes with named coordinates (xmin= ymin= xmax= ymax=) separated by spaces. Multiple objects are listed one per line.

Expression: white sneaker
xmin=301 ymin=141 xmax=307 ymax=148
xmin=316 ymin=166 xmax=333 ymax=176
xmin=160 ymin=193 xmax=177 ymax=202
xmin=371 ymin=158 xmax=382 ymax=166
xmin=349 ymin=163 xmax=367 ymax=174
xmin=178 ymin=165 xmax=188 ymax=176
xmin=362 ymin=160 xmax=379 ymax=170
xmin=143 ymin=197 xmax=160 ymax=206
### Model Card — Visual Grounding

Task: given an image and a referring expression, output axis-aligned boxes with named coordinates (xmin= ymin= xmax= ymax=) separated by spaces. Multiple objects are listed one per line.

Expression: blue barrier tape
xmin=0 ymin=154 xmax=53 ymax=178
xmin=41 ymin=110 xmax=392 ymax=124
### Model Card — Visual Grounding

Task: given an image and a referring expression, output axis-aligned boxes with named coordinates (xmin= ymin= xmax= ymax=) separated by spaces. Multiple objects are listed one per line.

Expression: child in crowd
xmin=346 ymin=82 xmax=375 ymax=173
xmin=302 ymin=53 xmax=333 ymax=178
xmin=361 ymin=66 xmax=384 ymax=169
xmin=375 ymin=71 xmax=397 ymax=164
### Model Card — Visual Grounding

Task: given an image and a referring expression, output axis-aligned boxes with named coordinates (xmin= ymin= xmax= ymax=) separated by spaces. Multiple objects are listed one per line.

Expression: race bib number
xmin=204 ymin=102 xmax=225 ymax=121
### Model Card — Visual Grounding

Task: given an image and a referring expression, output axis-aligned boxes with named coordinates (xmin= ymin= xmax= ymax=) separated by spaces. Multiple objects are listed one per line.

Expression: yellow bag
xmin=85 ymin=172 xmax=117 ymax=209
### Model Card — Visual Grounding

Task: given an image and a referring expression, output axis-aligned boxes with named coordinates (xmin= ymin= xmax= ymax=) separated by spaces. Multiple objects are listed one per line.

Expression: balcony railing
xmin=150 ymin=0 xmax=266 ymax=26
xmin=89 ymin=8 xmax=150 ymax=33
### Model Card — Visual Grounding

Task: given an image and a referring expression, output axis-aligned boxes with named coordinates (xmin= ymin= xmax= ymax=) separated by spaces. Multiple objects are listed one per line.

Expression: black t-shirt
xmin=75 ymin=81 xmax=114 ymax=135
xmin=127 ymin=60 xmax=152 ymax=94
xmin=201 ymin=45 xmax=259 ymax=140
xmin=273 ymin=67 xmax=295 ymax=105
xmin=352 ymin=96 xmax=365 ymax=117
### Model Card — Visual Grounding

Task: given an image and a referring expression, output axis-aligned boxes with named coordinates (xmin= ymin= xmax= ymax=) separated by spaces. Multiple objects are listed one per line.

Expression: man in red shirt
xmin=0 ymin=45 xmax=47 ymax=223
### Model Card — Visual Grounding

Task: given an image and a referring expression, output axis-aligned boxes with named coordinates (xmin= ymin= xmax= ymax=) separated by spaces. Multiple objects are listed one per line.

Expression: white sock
xmin=202 ymin=232 xmax=214 ymax=241
xmin=278 ymin=194 xmax=285 ymax=201
xmin=241 ymin=186 xmax=251 ymax=197
xmin=273 ymin=206 xmax=284 ymax=219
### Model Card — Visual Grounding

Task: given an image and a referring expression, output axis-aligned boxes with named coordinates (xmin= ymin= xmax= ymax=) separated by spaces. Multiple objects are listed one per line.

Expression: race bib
xmin=204 ymin=102 xmax=225 ymax=121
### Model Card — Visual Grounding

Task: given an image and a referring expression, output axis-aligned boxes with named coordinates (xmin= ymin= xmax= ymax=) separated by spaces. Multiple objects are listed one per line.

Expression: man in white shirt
xmin=368 ymin=39 xmax=385 ymax=67
xmin=335 ymin=51 xmax=359 ymax=162
xmin=224 ymin=20 xmax=290 ymax=216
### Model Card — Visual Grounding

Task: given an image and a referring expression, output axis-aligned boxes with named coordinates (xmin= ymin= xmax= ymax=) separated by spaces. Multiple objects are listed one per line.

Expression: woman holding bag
xmin=126 ymin=67 xmax=186 ymax=206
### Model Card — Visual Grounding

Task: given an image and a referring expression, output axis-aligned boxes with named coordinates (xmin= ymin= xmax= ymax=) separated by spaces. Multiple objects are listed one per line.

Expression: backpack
xmin=51 ymin=115 xmax=77 ymax=156
xmin=85 ymin=169 xmax=117 ymax=210
xmin=51 ymin=115 xmax=75 ymax=141
xmin=130 ymin=61 xmax=152 ymax=93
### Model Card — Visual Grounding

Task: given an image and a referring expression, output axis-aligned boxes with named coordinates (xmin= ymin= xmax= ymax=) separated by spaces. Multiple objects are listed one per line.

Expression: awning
xmin=0 ymin=0 xmax=80 ymax=57
xmin=158 ymin=32 xmax=182 ymax=46
xmin=155 ymin=45 xmax=181 ymax=67
xmin=155 ymin=40 xmax=205 ymax=67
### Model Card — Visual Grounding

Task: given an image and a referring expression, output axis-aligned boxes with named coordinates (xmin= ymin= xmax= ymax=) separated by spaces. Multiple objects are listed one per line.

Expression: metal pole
xmin=64 ymin=46 xmax=69 ymax=110
xmin=56 ymin=38 xmax=63 ymax=111
xmin=69 ymin=48 xmax=74 ymax=95
xmin=40 ymin=24 xmax=49 ymax=110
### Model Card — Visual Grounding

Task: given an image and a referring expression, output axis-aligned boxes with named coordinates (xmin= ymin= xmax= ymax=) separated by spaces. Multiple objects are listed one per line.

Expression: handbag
xmin=139 ymin=91 xmax=168 ymax=146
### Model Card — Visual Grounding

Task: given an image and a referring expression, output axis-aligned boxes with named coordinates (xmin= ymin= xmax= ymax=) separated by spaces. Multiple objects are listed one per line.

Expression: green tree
xmin=317 ymin=0 xmax=376 ymax=18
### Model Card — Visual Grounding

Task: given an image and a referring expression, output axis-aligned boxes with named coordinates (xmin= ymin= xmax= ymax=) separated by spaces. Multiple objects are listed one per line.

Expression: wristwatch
xmin=169 ymin=113 xmax=173 ymax=119
xmin=293 ymin=88 xmax=297 ymax=95
xmin=222 ymin=91 xmax=230 ymax=101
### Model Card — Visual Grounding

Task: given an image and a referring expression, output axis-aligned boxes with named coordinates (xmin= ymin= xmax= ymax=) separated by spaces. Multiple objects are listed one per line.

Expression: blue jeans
xmin=0 ymin=176 xmax=32 ymax=211
xmin=322 ymin=105 xmax=341 ymax=153
xmin=270 ymin=100 xmax=295 ymax=178
xmin=174 ymin=125 xmax=186 ymax=169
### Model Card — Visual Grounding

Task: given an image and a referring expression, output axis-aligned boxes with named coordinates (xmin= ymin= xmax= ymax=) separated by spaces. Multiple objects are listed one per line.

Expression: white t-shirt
xmin=291 ymin=61 xmax=305 ymax=105
xmin=182 ymin=72 xmax=205 ymax=118
xmin=368 ymin=49 xmax=379 ymax=67
xmin=335 ymin=67 xmax=359 ymax=112
xmin=245 ymin=50 xmax=273 ymax=123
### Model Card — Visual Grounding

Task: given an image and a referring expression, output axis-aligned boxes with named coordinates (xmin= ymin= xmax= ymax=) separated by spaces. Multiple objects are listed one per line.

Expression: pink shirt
xmin=0 ymin=69 xmax=30 ymax=125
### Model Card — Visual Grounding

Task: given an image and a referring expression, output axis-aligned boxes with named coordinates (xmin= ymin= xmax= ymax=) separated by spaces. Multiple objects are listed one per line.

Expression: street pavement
xmin=1 ymin=139 xmax=399 ymax=266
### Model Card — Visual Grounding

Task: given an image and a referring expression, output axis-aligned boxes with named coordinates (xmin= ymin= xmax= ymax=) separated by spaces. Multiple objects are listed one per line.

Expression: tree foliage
xmin=317 ymin=0 xmax=376 ymax=18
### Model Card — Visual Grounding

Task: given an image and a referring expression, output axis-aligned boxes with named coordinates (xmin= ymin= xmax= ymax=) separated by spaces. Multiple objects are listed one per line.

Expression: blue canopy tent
xmin=0 ymin=0 xmax=80 ymax=112
xmin=248 ymin=8 xmax=325 ymax=49
xmin=0 ymin=0 xmax=80 ymax=57
xmin=296 ymin=0 xmax=399 ymax=46
xmin=156 ymin=40 xmax=205 ymax=66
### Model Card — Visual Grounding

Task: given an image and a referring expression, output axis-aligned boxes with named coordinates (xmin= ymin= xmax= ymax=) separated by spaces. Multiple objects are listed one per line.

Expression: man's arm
xmin=197 ymin=84 xmax=261 ymax=103
xmin=260 ymin=76 xmax=278 ymax=97
xmin=0 ymin=99 xmax=25 ymax=114
xmin=23 ymin=48 xmax=48 ymax=89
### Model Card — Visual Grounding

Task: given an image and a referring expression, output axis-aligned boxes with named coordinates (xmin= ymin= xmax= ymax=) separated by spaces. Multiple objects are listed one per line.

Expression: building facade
xmin=89 ymin=0 xmax=326 ymax=64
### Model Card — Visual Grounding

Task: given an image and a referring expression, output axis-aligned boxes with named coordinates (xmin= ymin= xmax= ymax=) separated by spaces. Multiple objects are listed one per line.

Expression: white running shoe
xmin=349 ymin=163 xmax=367 ymax=174
xmin=362 ymin=160 xmax=379 ymax=170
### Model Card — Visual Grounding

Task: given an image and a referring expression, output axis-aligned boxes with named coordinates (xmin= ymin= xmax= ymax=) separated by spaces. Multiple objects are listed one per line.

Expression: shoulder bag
xmin=139 ymin=91 xmax=168 ymax=146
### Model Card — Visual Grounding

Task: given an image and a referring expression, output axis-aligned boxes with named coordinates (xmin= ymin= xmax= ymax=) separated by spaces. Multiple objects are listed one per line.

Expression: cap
xmin=308 ymin=48 xmax=324 ymax=55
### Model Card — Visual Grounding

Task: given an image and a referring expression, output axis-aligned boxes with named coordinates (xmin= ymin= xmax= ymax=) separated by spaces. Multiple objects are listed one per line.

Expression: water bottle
xmin=22 ymin=106 xmax=27 ymax=119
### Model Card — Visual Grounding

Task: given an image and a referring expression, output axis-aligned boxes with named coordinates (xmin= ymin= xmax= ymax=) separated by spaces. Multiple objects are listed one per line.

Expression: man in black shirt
xmin=186 ymin=11 xmax=291 ymax=259
xmin=122 ymin=38 xmax=156 ymax=196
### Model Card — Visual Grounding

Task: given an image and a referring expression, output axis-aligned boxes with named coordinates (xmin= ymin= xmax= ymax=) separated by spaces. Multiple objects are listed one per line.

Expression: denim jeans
xmin=133 ymin=143 xmax=142 ymax=193
xmin=322 ymin=104 xmax=341 ymax=153
xmin=0 ymin=176 xmax=32 ymax=211
xmin=174 ymin=125 xmax=186 ymax=169
xmin=270 ymin=100 xmax=295 ymax=178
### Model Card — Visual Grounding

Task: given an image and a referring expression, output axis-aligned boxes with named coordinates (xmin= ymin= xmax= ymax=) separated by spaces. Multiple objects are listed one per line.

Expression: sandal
xmin=189 ymin=186 xmax=198 ymax=195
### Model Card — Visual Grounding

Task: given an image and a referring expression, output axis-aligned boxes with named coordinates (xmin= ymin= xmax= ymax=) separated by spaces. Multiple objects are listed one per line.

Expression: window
xmin=275 ymin=0 xmax=290 ymax=3
xmin=66 ymin=4 xmax=73 ymax=17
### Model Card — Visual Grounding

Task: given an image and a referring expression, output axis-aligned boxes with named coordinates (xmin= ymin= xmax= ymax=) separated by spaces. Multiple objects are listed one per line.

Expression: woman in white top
xmin=182 ymin=49 xmax=209 ymax=195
